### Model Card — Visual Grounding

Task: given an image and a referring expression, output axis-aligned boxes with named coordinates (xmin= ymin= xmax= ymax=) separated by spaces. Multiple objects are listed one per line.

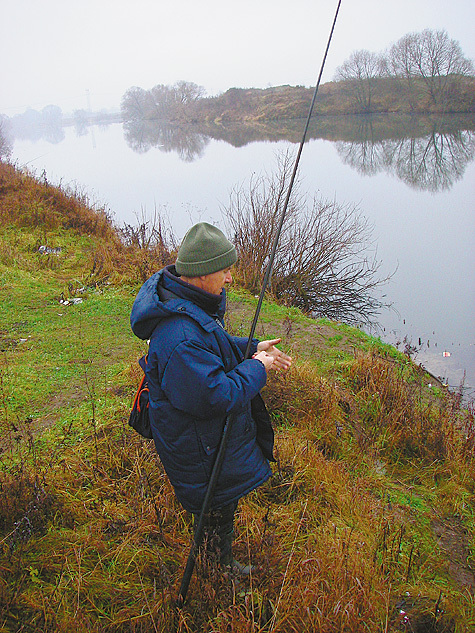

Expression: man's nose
xmin=225 ymin=272 xmax=233 ymax=284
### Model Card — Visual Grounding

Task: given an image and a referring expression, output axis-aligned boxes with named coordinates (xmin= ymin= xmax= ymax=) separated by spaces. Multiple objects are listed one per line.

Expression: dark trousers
xmin=192 ymin=501 xmax=238 ymax=565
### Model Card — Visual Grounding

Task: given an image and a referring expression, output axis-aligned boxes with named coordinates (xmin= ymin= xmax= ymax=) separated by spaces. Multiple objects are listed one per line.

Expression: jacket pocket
xmin=198 ymin=423 xmax=222 ymax=456
xmin=199 ymin=435 xmax=215 ymax=456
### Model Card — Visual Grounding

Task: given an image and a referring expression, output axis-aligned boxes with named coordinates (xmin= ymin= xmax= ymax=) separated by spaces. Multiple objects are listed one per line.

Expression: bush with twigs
xmin=223 ymin=152 xmax=392 ymax=325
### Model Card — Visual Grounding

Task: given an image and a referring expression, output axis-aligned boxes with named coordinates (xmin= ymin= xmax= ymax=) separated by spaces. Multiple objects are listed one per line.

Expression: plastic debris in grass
xmin=58 ymin=292 xmax=83 ymax=306
xmin=38 ymin=245 xmax=62 ymax=255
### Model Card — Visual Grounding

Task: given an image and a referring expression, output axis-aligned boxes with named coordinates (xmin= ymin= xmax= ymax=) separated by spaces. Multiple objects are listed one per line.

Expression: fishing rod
xmin=177 ymin=0 xmax=343 ymax=606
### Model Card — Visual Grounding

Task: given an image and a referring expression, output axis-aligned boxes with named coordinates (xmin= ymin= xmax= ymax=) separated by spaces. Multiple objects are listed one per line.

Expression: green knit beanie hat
xmin=175 ymin=222 xmax=237 ymax=277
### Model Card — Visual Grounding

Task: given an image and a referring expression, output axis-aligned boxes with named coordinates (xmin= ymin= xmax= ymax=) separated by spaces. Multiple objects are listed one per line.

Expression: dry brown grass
xmin=0 ymin=162 xmax=176 ymax=285
xmin=1 ymin=349 xmax=472 ymax=632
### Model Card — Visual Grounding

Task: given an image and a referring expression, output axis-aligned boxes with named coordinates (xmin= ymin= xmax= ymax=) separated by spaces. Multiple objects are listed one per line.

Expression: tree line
xmin=121 ymin=81 xmax=206 ymax=123
xmin=334 ymin=28 xmax=474 ymax=113
xmin=121 ymin=29 xmax=474 ymax=123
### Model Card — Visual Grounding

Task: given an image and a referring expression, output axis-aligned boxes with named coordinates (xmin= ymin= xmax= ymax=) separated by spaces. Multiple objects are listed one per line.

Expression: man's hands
xmin=253 ymin=338 xmax=292 ymax=372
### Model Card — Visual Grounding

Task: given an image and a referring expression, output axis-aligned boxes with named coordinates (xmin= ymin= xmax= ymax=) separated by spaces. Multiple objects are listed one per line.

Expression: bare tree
xmin=223 ymin=152 xmax=391 ymax=325
xmin=174 ymin=81 xmax=206 ymax=105
xmin=335 ymin=49 xmax=385 ymax=112
xmin=389 ymin=29 xmax=475 ymax=107
xmin=121 ymin=82 xmax=206 ymax=122
xmin=0 ymin=120 xmax=13 ymax=160
xmin=121 ymin=86 xmax=155 ymax=121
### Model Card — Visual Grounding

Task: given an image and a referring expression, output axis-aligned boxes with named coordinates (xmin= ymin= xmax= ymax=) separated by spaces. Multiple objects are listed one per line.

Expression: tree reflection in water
xmin=335 ymin=116 xmax=475 ymax=192
xmin=123 ymin=114 xmax=475 ymax=192
xmin=123 ymin=119 xmax=210 ymax=162
xmin=385 ymin=128 xmax=475 ymax=192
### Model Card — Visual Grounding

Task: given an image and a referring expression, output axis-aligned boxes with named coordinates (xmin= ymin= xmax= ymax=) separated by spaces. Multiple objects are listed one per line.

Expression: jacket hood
xmin=130 ymin=265 xmax=227 ymax=340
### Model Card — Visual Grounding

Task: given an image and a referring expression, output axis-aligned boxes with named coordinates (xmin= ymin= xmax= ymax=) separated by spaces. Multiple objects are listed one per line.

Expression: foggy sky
xmin=2 ymin=0 xmax=474 ymax=116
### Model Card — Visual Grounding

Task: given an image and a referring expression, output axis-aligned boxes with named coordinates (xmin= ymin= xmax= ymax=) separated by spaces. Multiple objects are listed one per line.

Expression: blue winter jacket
xmin=130 ymin=266 xmax=273 ymax=513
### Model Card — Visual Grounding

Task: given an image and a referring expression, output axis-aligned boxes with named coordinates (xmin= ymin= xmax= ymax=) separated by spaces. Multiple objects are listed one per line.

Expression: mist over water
xmin=9 ymin=115 xmax=475 ymax=399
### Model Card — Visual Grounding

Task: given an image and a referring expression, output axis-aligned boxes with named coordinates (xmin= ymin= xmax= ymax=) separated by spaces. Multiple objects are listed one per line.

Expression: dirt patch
xmin=432 ymin=516 xmax=475 ymax=594
xmin=0 ymin=336 xmax=19 ymax=351
xmin=0 ymin=322 xmax=31 ymax=351
xmin=227 ymin=297 xmax=360 ymax=361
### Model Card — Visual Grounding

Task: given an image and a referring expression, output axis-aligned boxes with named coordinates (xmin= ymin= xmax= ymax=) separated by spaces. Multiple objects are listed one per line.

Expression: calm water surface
xmin=11 ymin=118 xmax=475 ymax=398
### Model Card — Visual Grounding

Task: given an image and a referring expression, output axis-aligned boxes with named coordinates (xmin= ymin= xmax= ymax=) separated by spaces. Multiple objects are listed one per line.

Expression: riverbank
xmin=119 ymin=79 xmax=475 ymax=126
xmin=0 ymin=161 xmax=474 ymax=632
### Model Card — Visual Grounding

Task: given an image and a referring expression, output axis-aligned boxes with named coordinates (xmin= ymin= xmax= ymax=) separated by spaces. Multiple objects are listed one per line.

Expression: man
xmin=130 ymin=222 xmax=291 ymax=570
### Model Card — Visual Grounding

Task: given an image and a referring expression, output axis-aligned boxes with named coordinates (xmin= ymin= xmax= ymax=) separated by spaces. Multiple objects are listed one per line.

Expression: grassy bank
xmin=120 ymin=79 xmax=475 ymax=126
xmin=0 ymin=162 xmax=474 ymax=632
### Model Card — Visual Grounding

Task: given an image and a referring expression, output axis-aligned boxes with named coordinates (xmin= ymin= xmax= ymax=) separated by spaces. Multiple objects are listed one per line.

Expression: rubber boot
xmin=218 ymin=528 xmax=234 ymax=566
xmin=193 ymin=503 xmax=235 ymax=571
xmin=193 ymin=502 xmax=253 ymax=576
xmin=220 ymin=529 xmax=254 ymax=577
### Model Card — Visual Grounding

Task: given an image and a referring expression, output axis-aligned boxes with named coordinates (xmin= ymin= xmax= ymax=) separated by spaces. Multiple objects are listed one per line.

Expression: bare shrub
xmin=121 ymin=206 xmax=176 ymax=252
xmin=120 ymin=207 xmax=177 ymax=282
xmin=223 ymin=152 xmax=391 ymax=325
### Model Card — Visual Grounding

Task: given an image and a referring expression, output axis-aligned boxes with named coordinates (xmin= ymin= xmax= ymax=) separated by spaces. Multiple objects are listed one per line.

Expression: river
xmin=9 ymin=114 xmax=475 ymax=400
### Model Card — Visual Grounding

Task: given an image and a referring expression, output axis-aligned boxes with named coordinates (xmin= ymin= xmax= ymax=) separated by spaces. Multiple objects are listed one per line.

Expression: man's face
xmin=200 ymin=267 xmax=233 ymax=295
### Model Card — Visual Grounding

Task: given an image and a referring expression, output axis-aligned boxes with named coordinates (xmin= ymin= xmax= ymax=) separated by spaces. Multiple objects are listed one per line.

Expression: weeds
xmin=0 ymin=162 xmax=176 ymax=284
